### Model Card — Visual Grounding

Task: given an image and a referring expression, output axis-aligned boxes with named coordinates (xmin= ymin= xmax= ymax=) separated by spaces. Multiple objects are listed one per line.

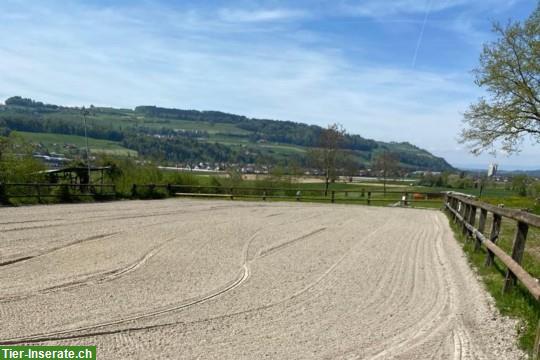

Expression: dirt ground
xmin=0 ymin=199 xmax=525 ymax=359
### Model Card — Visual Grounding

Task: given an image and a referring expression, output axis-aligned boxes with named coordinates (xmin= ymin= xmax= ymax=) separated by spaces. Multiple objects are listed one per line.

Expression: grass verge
xmin=445 ymin=211 xmax=540 ymax=356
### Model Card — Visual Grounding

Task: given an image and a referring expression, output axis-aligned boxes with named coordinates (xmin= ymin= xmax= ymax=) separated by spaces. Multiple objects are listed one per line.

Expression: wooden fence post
xmin=447 ymin=196 xmax=454 ymax=219
xmin=485 ymin=214 xmax=502 ymax=266
xmin=452 ymin=198 xmax=458 ymax=222
xmin=503 ymin=221 xmax=529 ymax=293
xmin=262 ymin=191 xmax=266 ymax=201
xmin=452 ymin=198 xmax=459 ymax=222
xmin=467 ymin=205 xmax=477 ymax=239
xmin=475 ymin=209 xmax=488 ymax=251
xmin=131 ymin=184 xmax=137 ymax=198
xmin=0 ymin=182 xmax=7 ymax=205
xmin=367 ymin=192 xmax=371 ymax=206
xmin=462 ymin=204 xmax=470 ymax=236
xmin=331 ymin=191 xmax=335 ymax=203
xmin=35 ymin=183 xmax=42 ymax=203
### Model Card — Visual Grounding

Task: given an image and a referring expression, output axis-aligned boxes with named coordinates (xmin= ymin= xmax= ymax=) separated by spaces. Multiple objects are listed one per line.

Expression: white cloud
xmin=218 ymin=8 xmax=308 ymax=23
xmin=338 ymin=0 xmax=523 ymax=18
xmin=340 ymin=0 xmax=465 ymax=18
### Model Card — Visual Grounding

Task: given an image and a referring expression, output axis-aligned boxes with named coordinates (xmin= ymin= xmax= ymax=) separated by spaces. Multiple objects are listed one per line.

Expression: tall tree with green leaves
xmin=460 ymin=4 xmax=540 ymax=154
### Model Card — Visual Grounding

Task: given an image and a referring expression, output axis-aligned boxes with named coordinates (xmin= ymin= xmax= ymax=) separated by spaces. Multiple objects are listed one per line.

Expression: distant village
xmin=31 ymin=146 xmax=537 ymax=186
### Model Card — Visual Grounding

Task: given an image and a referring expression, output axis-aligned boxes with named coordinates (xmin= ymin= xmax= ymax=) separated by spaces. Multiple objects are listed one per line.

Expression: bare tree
xmin=309 ymin=123 xmax=346 ymax=196
xmin=460 ymin=4 xmax=540 ymax=154
xmin=373 ymin=151 xmax=400 ymax=194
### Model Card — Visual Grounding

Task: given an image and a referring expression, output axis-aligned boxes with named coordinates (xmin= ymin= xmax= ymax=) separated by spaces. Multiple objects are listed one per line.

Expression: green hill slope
xmin=0 ymin=96 xmax=454 ymax=171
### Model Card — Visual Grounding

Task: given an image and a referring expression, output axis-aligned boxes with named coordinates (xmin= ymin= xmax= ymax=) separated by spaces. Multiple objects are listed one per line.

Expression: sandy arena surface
xmin=0 ymin=199 xmax=525 ymax=359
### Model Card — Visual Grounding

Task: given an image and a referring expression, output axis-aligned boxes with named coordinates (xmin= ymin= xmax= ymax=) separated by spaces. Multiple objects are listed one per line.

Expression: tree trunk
xmin=325 ymin=175 xmax=330 ymax=197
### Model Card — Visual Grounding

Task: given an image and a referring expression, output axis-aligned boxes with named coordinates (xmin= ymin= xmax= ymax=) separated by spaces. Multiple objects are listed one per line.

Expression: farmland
xmin=0 ymin=199 xmax=523 ymax=359
xmin=15 ymin=131 xmax=137 ymax=157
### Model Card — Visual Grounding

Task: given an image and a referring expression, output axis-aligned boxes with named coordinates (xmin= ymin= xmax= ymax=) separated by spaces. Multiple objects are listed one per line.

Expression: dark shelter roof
xmin=38 ymin=166 xmax=111 ymax=174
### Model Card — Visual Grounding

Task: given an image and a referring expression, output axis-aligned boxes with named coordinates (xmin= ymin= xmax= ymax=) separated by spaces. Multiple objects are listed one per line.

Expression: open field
xmin=0 ymin=199 xmax=524 ymax=359
xmin=14 ymin=131 xmax=137 ymax=156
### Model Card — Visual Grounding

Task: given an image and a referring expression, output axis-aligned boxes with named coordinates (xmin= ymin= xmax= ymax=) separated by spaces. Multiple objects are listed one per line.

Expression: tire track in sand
xmin=0 ymin=232 xmax=120 ymax=267
xmin=0 ymin=219 xmax=389 ymax=344
xmin=0 ymin=226 xmax=261 ymax=345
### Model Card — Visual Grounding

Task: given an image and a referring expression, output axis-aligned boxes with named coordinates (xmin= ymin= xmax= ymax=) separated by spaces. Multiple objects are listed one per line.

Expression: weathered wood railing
xmin=1 ymin=183 xmax=443 ymax=207
xmin=445 ymin=192 xmax=540 ymax=358
xmin=0 ymin=183 xmax=116 ymax=204
xmin=132 ymin=184 xmax=443 ymax=207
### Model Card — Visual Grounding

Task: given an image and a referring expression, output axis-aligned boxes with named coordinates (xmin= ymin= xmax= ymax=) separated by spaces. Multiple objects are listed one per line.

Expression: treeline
xmin=418 ymin=171 xmax=540 ymax=199
xmin=133 ymin=106 xmax=452 ymax=168
xmin=418 ymin=172 xmax=475 ymax=189
xmin=135 ymin=106 xmax=250 ymax=123
xmin=396 ymin=151 xmax=450 ymax=170
xmin=122 ymin=134 xmax=241 ymax=163
xmin=135 ymin=105 xmax=381 ymax=152
xmin=5 ymin=96 xmax=63 ymax=112
xmin=0 ymin=113 xmax=124 ymax=141
xmin=0 ymin=108 xmax=205 ymax=143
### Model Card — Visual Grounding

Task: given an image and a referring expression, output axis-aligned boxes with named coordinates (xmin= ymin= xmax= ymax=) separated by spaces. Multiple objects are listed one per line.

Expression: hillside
xmin=0 ymin=96 xmax=454 ymax=171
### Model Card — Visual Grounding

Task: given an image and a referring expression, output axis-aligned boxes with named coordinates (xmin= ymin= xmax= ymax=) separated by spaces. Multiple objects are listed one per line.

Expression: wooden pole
xmin=467 ymin=205 xmax=477 ymax=240
xmin=503 ymin=221 xmax=529 ymax=293
xmin=0 ymin=183 xmax=5 ymax=205
xmin=35 ymin=183 xmax=42 ymax=203
xmin=485 ymin=214 xmax=502 ymax=266
xmin=462 ymin=204 xmax=471 ymax=236
xmin=475 ymin=209 xmax=488 ymax=252
xmin=452 ymin=198 xmax=458 ymax=222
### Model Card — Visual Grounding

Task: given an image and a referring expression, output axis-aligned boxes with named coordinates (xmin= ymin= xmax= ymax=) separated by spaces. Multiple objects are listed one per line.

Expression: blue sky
xmin=0 ymin=0 xmax=538 ymax=169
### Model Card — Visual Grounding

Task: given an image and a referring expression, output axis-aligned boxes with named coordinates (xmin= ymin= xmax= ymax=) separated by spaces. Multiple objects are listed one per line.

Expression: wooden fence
xmin=2 ymin=182 xmax=443 ymax=207
xmin=132 ymin=184 xmax=443 ymax=207
xmin=445 ymin=192 xmax=540 ymax=358
xmin=0 ymin=183 xmax=116 ymax=204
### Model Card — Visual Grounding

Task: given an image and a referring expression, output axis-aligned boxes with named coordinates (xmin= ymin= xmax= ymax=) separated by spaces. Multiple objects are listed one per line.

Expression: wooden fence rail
xmin=445 ymin=192 xmax=540 ymax=358
xmin=0 ymin=183 xmax=116 ymax=204
xmin=132 ymin=184 xmax=443 ymax=207
xmin=1 ymin=182 xmax=443 ymax=207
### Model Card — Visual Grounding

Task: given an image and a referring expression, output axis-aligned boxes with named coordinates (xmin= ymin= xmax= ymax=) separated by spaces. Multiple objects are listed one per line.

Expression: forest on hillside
xmin=0 ymin=96 xmax=454 ymax=171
